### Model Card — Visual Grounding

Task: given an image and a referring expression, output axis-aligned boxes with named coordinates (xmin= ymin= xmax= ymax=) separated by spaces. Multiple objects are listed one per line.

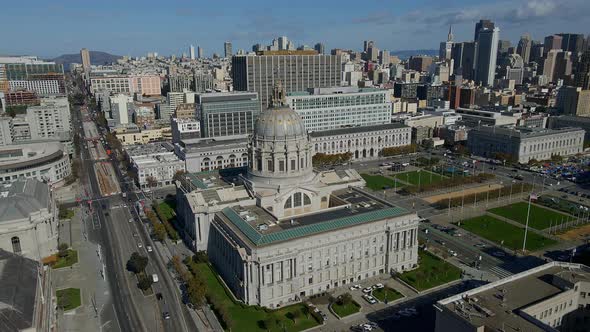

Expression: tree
xmin=218 ymin=304 xmax=233 ymax=330
xmin=58 ymin=243 xmax=69 ymax=257
xmin=173 ymin=170 xmax=186 ymax=183
xmin=290 ymin=309 xmax=302 ymax=323
xmin=187 ymin=275 xmax=207 ymax=306
xmin=262 ymin=316 xmax=278 ymax=331
xmin=137 ymin=274 xmax=153 ymax=291
xmin=153 ymin=223 xmax=167 ymax=241
xmin=338 ymin=292 xmax=353 ymax=305
xmin=192 ymin=251 xmax=209 ymax=264
xmin=126 ymin=252 xmax=149 ymax=274
xmin=146 ymin=176 xmax=158 ymax=190
xmin=301 ymin=305 xmax=310 ymax=318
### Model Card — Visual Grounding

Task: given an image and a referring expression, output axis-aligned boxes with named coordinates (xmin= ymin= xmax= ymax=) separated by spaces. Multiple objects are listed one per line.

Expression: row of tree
xmin=126 ymin=252 xmax=153 ymax=291
xmin=152 ymin=202 xmax=180 ymax=241
xmin=381 ymin=144 xmax=417 ymax=157
xmin=312 ymin=152 xmax=352 ymax=167
xmin=402 ymin=173 xmax=495 ymax=194
xmin=432 ymin=182 xmax=533 ymax=209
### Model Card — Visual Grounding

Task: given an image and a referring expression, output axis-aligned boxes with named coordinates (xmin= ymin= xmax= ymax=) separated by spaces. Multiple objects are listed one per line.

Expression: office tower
xmin=544 ymin=35 xmax=563 ymax=56
xmin=408 ymin=55 xmax=433 ymax=72
xmin=197 ymin=46 xmax=203 ymax=59
xmin=557 ymin=33 xmax=585 ymax=54
xmin=474 ymin=27 xmax=500 ymax=86
xmin=278 ymin=36 xmax=289 ymax=50
xmin=439 ymin=25 xmax=454 ymax=60
xmin=196 ymin=92 xmax=260 ymax=137
xmin=379 ymin=50 xmax=390 ymax=66
xmin=314 ymin=43 xmax=325 ymax=55
xmin=80 ymin=48 xmax=91 ymax=71
xmin=543 ymin=49 xmax=572 ymax=83
xmin=575 ymin=50 xmax=590 ymax=89
xmin=474 ymin=20 xmax=494 ymax=41
xmin=224 ymin=41 xmax=233 ymax=58
xmin=232 ymin=52 xmax=343 ymax=108
xmin=517 ymin=34 xmax=532 ymax=64
xmin=189 ymin=45 xmax=195 ymax=60
xmin=367 ymin=44 xmax=379 ymax=62
xmin=497 ymin=40 xmax=512 ymax=55
xmin=252 ymin=43 xmax=262 ymax=52
xmin=530 ymin=41 xmax=544 ymax=65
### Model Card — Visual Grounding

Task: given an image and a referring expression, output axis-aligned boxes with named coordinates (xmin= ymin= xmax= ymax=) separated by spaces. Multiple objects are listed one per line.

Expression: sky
xmin=1 ymin=0 xmax=589 ymax=58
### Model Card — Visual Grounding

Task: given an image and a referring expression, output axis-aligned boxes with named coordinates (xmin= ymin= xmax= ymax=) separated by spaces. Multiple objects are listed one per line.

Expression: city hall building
xmin=176 ymin=83 xmax=419 ymax=308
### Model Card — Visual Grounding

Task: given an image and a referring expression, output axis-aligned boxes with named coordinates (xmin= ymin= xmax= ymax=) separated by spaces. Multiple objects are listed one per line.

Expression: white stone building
xmin=126 ymin=142 xmax=185 ymax=188
xmin=0 ymin=179 xmax=58 ymax=261
xmin=176 ymin=83 xmax=419 ymax=308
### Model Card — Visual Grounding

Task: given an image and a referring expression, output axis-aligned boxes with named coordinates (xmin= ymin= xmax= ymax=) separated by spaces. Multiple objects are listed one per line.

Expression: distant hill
xmin=390 ymin=49 xmax=438 ymax=60
xmin=50 ymin=51 xmax=122 ymax=69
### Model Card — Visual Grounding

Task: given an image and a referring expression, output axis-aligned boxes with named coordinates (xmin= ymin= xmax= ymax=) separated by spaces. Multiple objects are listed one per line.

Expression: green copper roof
xmin=221 ymin=206 xmax=408 ymax=246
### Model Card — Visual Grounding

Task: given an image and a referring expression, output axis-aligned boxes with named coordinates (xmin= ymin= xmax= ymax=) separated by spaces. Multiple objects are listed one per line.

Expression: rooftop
xmin=125 ymin=142 xmax=175 ymax=157
xmin=472 ymin=125 xmax=585 ymax=138
xmin=287 ymin=87 xmax=382 ymax=97
xmin=437 ymin=262 xmax=590 ymax=332
xmin=0 ymin=142 xmax=64 ymax=171
xmin=0 ymin=249 xmax=38 ymax=332
xmin=218 ymin=188 xmax=409 ymax=246
xmin=310 ymin=123 xmax=408 ymax=137
xmin=0 ymin=178 xmax=50 ymax=222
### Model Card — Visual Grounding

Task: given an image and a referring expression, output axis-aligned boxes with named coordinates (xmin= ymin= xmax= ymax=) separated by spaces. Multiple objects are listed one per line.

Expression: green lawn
xmin=399 ymin=251 xmax=461 ymax=291
xmin=53 ymin=249 xmax=78 ymax=269
xmin=187 ymin=262 xmax=320 ymax=331
xmin=331 ymin=301 xmax=360 ymax=317
xmin=361 ymin=173 xmax=403 ymax=191
xmin=396 ymin=170 xmax=446 ymax=186
xmin=459 ymin=215 xmax=557 ymax=251
xmin=56 ymin=288 xmax=81 ymax=311
xmin=489 ymin=201 xmax=571 ymax=230
xmin=158 ymin=201 xmax=175 ymax=221
xmin=372 ymin=287 xmax=403 ymax=303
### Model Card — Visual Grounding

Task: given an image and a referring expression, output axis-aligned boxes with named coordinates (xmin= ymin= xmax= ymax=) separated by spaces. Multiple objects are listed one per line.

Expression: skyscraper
xmin=543 ymin=49 xmax=573 ymax=83
xmin=439 ymin=26 xmax=454 ymax=60
xmin=474 ymin=26 xmax=500 ymax=86
xmin=314 ymin=43 xmax=325 ymax=55
xmin=197 ymin=46 xmax=203 ymax=59
xmin=557 ymin=33 xmax=585 ymax=54
xmin=544 ymin=35 xmax=563 ymax=56
xmin=517 ymin=34 xmax=532 ymax=64
xmin=575 ymin=50 xmax=590 ymax=89
xmin=474 ymin=20 xmax=494 ymax=41
xmin=451 ymin=42 xmax=476 ymax=80
xmin=80 ymin=48 xmax=91 ymax=71
xmin=189 ymin=45 xmax=195 ymax=60
xmin=224 ymin=42 xmax=233 ymax=58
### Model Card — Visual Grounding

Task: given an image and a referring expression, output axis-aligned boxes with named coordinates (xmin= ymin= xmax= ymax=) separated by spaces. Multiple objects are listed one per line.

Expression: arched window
xmin=303 ymin=194 xmax=311 ymax=205
xmin=284 ymin=196 xmax=292 ymax=209
xmin=294 ymin=192 xmax=303 ymax=207
xmin=11 ymin=236 xmax=21 ymax=255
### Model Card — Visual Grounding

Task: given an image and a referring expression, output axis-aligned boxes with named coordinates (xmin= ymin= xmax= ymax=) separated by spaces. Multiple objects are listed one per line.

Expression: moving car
xmin=152 ymin=274 xmax=159 ymax=283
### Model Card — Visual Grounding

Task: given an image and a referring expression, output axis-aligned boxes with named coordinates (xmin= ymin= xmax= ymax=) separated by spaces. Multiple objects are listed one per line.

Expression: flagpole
xmin=522 ymin=193 xmax=533 ymax=252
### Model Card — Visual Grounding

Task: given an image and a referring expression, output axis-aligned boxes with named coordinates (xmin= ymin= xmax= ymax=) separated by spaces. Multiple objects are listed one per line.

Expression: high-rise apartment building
xmin=232 ymin=52 xmax=343 ymax=108
xmin=474 ymin=26 xmax=500 ymax=86
xmin=80 ymin=48 xmax=91 ymax=71
xmin=224 ymin=41 xmax=233 ymax=58
xmin=194 ymin=72 xmax=214 ymax=92
xmin=517 ymin=34 xmax=532 ymax=63
xmin=196 ymin=92 xmax=260 ymax=137
xmin=109 ymin=94 xmax=133 ymax=125
xmin=169 ymin=74 xmax=194 ymax=92
xmin=26 ymin=96 xmax=71 ymax=140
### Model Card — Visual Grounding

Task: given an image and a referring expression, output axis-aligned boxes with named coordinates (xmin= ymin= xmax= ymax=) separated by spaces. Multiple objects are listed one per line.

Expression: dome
xmin=254 ymin=107 xmax=307 ymax=138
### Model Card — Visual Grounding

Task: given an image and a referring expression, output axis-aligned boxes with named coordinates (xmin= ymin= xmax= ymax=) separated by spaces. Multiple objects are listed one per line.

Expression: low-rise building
xmin=455 ymin=107 xmax=519 ymax=127
xmin=126 ymin=143 xmax=184 ymax=188
xmin=435 ymin=262 xmax=590 ymax=332
xmin=174 ymin=136 xmax=249 ymax=173
xmin=549 ymin=115 xmax=590 ymax=141
xmin=116 ymin=126 xmax=172 ymax=145
xmin=468 ymin=126 xmax=584 ymax=163
xmin=0 ymin=178 xmax=58 ymax=260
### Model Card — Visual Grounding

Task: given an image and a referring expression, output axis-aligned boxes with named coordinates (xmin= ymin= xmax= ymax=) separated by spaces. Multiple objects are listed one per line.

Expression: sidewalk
xmin=54 ymin=208 xmax=108 ymax=332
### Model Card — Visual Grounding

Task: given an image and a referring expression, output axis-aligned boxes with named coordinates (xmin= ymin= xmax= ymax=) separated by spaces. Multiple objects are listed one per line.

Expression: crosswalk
xmin=489 ymin=266 xmax=513 ymax=279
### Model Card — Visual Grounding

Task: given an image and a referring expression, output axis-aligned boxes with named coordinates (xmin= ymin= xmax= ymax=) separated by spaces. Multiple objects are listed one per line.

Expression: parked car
xmin=146 ymin=246 xmax=153 ymax=253
xmin=362 ymin=287 xmax=373 ymax=294
xmin=373 ymin=283 xmax=384 ymax=289
xmin=349 ymin=284 xmax=361 ymax=291
xmin=363 ymin=294 xmax=377 ymax=304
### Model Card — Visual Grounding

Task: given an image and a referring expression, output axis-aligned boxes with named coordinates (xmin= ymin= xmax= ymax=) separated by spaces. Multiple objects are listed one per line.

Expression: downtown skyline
xmin=1 ymin=0 xmax=590 ymax=58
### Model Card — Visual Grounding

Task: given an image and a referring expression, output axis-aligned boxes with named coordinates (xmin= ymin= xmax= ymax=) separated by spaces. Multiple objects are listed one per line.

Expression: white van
xmin=152 ymin=274 xmax=159 ymax=283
